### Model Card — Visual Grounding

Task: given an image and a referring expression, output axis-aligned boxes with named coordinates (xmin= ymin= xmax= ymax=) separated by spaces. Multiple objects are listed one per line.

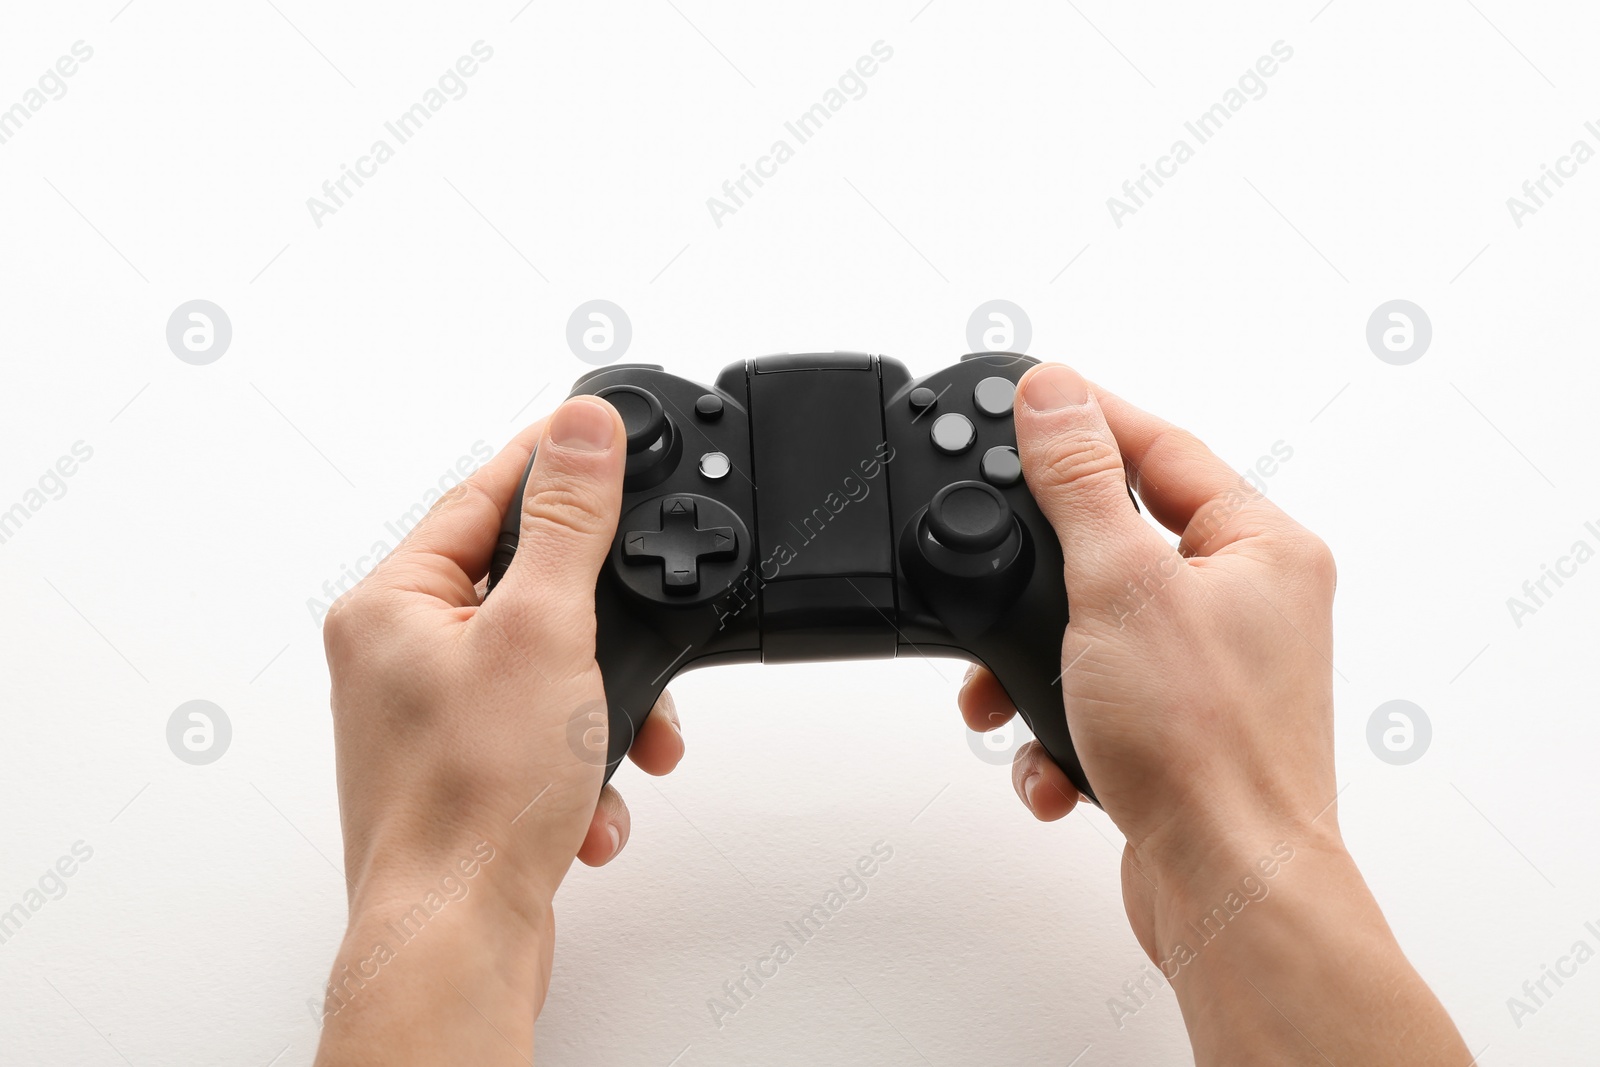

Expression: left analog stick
xmin=593 ymin=384 xmax=679 ymax=490
xmin=596 ymin=384 xmax=667 ymax=454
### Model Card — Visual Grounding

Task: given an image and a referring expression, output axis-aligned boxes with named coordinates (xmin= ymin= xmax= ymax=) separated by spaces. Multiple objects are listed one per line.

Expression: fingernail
xmin=1020 ymin=772 xmax=1040 ymax=811
xmin=1022 ymin=365 xmax=1089 ymax=412
xmin=605 ymin=824 xmax=621 ymax=860
xmin=550 ymin=398 xmax=616 ymax=452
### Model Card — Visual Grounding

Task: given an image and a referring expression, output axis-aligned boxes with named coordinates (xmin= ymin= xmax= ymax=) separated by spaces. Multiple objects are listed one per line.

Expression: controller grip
xmin=986 ymin=663 xmax=1096 ymax=806
xmin=585 ymin=621 xmax=689 ymax=783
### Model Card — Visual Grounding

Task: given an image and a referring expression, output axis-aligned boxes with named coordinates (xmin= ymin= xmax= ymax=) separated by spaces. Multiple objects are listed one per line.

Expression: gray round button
xmin=973 ymin=377 xmax=1015 ymax=417
xmin=981 ymin=445 xmax=1022 ymax=487
xmin=930 ymin=413 xmax=976 ymax=455
xmin=699 ymin=451 xmax=731 ymax=480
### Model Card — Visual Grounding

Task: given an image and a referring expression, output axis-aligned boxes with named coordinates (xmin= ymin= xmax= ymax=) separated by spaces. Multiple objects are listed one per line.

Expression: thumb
xmin=1015 ymin=363 xmax=1169 ymax=603
xmin=489 ymin=395 xmax=626 ymax=638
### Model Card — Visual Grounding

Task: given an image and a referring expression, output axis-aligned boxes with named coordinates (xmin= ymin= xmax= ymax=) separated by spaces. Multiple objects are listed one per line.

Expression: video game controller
xmin=487 ymin=353 xmax=1096 ymax=803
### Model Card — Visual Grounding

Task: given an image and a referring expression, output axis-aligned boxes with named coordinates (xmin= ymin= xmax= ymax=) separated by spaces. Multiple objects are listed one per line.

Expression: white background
xmin=2 ymin=1 xmax=1598 ymax=1064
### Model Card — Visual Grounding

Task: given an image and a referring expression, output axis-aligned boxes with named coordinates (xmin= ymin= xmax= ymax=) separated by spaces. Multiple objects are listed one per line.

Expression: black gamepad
xmin=487 ymin=353 xmax=1096 ymax=803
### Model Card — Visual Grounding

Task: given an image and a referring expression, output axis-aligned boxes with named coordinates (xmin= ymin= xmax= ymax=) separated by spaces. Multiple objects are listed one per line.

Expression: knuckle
xmin=322 ymin=589 xmax=423 ymax=684
xmin=597 ymin=784 xmax=629 ymax=824
xmin=1028 ymin=432 xmax=1126 ymax=499
xmin=1124 ymin=424 xmax=1205 ymax=496
xmin=1011 ymin=739 xmax=1046 ymax=775
xmin=1142 ymin=424 xmax=1203 ymax=467
xmin=321 ymin=588 xmax=372 ymax=650
xmin=1185 ymin=497 xmax=1266 ymax=554
xmin=520 ymin=482 xmax=609 ymax=542
xmin=430 ymin=477 xmax=494 ymax=520
xmin=1296 ymin=533 xmax=1338 ymax=588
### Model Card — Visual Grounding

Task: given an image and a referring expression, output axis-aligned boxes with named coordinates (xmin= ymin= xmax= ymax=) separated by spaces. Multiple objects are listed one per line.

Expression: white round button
xmin=699 ymin=451 xmax=732 ymax=480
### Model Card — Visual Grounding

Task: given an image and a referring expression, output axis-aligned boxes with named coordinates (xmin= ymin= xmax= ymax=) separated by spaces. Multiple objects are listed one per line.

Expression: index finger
xmin=1094 ymin=387 xmax=1297 ymax=559
xmin=368 ymin=419 xmax=547 ymax=596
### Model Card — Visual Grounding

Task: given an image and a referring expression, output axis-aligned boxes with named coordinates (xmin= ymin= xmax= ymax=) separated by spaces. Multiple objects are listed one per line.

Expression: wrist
xmin=1137 ymin=792 xmax=1351 ymax=918
xmin=345 ymin=828 xmax=554 ymax=946
xmin=329 ymin=891 xmax=549 ymax=1004
xmin=318 ymin=858 xmax=552 ymax=1062
xmin=346 ymin=801 xmax=568 ymax=920
xmin=1142 ymin=833 xmax=1422 ymax=1064
xmin=1134 ymin=810 xmax=1369 ymax=993
xmin=1146 ymin=828 xmax=1358 ymax=966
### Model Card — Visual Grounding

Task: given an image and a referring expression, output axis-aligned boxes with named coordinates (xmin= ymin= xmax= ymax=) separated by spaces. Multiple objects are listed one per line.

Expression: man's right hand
xmin=958 ymin=362 xmax=1469 ymax=1065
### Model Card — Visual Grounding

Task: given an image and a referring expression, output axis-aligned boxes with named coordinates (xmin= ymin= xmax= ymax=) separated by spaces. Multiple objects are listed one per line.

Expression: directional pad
xmin=622 ymin=495 xmax=738 ymax=594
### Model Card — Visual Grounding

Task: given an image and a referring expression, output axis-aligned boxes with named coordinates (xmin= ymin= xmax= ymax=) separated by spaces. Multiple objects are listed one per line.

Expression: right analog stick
xmin=926 ymin=481 xmax=1013 ymax=553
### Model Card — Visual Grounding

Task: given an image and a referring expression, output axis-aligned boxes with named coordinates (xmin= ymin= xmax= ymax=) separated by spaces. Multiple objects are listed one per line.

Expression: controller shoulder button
xmin=961 ymin=352 xmax=1038 ymax=366
xmin=573 ymin=363 xmax=664 ymax=388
